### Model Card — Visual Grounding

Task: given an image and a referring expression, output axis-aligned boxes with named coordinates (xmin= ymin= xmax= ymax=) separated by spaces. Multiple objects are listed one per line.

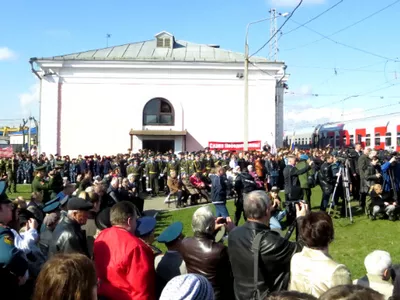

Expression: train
xmin=284 ymin=114 xmax=400 ymax=152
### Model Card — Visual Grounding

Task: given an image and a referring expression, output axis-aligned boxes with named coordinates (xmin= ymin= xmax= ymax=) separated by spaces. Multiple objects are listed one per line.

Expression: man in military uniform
xmin=32 ymin=165 xmax=54 ymax=203
xmin=156 ymin=153 xmax=166 ymax=194
xmin=17 ymin=156 xmax=25 ymax=184
xmin=24 ymin=156 xmax=34 ymax=184
xmin=193 ymin=153 xmax=203 ymax=174
xmin=178 ymin=152 xmax=187 ymax=178
xmin=0 ymin=181 xmax=29 ymax=292
xmin=0 ymin=158 xmax=6 ymax=177
xmin=6 ymin=157 xmax=17 ymax=193
xmin=146 ymin=155 xmax=159 ymax=197
xmin=187 ymin=153 xmax=195 ymax=175
xmin=136 ymin=216 xmax=162 ymax=257
xmin=155 ymin=221 xmax=187 ymax=296
xmin=50 ymin=161 xmax=65 ymax=199
xmin=69 ymin=158 xmax=78 ymax=183
xmin=204 ymin=152 xmax=215 ymax=175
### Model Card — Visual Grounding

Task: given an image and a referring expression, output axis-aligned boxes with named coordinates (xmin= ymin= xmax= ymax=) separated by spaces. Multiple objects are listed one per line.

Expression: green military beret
xmin=35 ymin=165 xmax=46 ymax=171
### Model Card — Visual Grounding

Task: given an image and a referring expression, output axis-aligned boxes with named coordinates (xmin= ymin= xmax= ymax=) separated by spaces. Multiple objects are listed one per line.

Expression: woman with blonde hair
xmin=368 ymin=184 xmax=397 ymax=221
xmin=33 ymin=253 xmax=97 ymax=300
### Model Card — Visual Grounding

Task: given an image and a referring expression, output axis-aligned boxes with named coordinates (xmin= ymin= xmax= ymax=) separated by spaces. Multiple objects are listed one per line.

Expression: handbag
xmin=251 ymin=232 xmax=269 ymax=300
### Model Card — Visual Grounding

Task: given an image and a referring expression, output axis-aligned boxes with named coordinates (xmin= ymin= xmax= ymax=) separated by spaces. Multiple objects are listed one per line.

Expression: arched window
xmin=143 ymin=98 xmax=174 ymax=126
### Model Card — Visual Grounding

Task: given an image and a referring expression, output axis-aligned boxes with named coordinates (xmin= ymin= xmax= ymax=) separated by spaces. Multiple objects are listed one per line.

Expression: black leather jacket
xmin=180 ymin=232 xmax=233 ymax=300
xmin=228 ymin=221 xmax=304 ymax=300
xmin=318 ymin=162 xmax=335 ymax=194
xmin=363 ymin=163 xmax=382 ymax=192
xmin=49 ymin=216 xmax=89 ymax=257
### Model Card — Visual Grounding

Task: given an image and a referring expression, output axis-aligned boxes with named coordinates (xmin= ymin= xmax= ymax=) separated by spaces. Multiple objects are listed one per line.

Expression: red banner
xmin=208 ymin=141 xmax=262 ymax=151
xmin=0 ymin=147 xmax=13 ymax=158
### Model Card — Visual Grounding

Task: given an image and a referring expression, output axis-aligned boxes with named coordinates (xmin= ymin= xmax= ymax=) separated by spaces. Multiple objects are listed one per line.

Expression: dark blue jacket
xmin=210 ymin=174 xmax=227 ymax=204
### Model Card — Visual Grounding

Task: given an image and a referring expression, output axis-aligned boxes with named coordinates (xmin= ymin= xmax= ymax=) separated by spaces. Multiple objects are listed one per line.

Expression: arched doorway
xmin=143 ymin=98 xmax=175 ymax=126
xmin=142 ymin=98 xmax=176 ymax=152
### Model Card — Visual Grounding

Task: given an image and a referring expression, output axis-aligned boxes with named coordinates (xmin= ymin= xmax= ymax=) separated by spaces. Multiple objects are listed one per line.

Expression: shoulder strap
xmin=252 ymin=232 xmax=265 ymax=299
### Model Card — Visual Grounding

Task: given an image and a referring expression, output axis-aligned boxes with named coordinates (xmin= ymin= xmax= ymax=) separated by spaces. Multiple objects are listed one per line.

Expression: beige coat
xmin=289 ymin=246 xmax=352 ymax=298
xmin=354 ymin=274 xmax=393 ymax=300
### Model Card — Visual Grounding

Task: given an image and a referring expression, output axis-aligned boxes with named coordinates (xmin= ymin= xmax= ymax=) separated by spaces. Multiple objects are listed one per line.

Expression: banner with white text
xmin=208 ymin=141 xmax=262 ymax=151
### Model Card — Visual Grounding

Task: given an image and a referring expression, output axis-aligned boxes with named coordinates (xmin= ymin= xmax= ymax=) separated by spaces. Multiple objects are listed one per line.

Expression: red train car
xmin=312 ymin=116 xmax=400 ymax=151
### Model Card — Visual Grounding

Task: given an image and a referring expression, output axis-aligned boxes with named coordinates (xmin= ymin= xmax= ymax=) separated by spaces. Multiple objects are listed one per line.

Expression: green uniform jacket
xmin=296 ymin=160 xmax=315 ymax=189
xmin=32 ymin=176 xmax=54 ymax=203
xmin=127 ymin=164 xmax=142 ymax=176
xmin=145 ymin=161 xmax=160 ymax=176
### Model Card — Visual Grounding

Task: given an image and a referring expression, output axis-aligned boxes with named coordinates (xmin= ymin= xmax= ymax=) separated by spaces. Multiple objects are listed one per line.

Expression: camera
xmin=216 ymin=218 xmax=227 ymax=224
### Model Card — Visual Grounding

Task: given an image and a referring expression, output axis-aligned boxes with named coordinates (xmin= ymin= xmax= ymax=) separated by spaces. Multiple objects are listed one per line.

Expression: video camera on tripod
xmin=328 ymin=155 xmax=354 ymax=223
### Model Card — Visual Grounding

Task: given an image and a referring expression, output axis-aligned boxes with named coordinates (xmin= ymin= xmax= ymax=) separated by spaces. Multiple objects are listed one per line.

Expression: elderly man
xmin=228 ymin=190 xmax=307 ymax=300
xmin=354 ymin=250 xmax=393 ymax=299
xmin=94 ymin=201 xmax=155 ymax=300
xmin=49 ymin=197 xmax=93 ymax=257
xmin=107 ymin=177 xmax=122 ymax=205
xmin=180 ymin=206 xmax=235 ymax=300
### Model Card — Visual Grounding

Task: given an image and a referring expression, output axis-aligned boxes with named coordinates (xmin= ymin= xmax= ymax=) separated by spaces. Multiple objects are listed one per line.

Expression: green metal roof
xmin=34 ymin=32 xmax=270 ymax=63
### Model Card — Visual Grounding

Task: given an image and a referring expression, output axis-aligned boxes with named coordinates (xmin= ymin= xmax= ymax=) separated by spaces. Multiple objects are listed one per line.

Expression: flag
xmin=291 ymin=141 xmax=295 ymax=151
xmin=0 ymin=146 xmax=13 ymax=158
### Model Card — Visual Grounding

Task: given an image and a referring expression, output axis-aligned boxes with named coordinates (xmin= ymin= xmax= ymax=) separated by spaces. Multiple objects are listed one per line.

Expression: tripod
xmin=328 ymin=163 xmax=353 ymax=223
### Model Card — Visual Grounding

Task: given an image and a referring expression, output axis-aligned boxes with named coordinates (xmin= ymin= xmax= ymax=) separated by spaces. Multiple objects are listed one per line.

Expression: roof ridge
xmin=49 ymin=38 xmax=155 ymax=58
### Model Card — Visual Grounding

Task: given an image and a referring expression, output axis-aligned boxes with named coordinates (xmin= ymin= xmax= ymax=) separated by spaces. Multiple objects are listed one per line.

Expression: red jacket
xmin=94 ymin=226 xmax=155 ymax=300
xmin=190 ymin=175 xmax=204 ymax=188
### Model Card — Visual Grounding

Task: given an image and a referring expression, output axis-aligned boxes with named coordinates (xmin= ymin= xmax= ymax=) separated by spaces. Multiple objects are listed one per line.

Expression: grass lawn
xmin=153 ymin=188 xmax=400 ymax=280
xmin=7 ymin=185 xmax=400 ymax=279
xmin=6 ymin=184 xmax=33 ymax=200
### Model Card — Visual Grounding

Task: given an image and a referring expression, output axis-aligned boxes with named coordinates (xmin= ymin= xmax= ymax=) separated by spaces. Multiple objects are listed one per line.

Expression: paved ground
xmin=142 ymin=194 xmax=235 ymax=217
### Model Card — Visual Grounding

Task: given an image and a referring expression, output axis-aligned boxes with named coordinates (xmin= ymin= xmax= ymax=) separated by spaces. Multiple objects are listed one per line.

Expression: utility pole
xmin=269 ymin=9 xmax=278 ymax=61
xmin=28 ymin=115 xmax=33 ymax=153
xmin=21 ymin=119 xmax=28 ymax=152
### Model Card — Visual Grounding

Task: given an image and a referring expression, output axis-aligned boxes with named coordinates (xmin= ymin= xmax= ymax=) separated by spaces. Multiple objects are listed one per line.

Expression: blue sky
xmin=1 ymin=0 xmax=400 ymax=132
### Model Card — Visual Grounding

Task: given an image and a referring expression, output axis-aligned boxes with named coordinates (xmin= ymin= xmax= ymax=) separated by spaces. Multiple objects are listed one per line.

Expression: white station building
xmin=31 ymin=31 xmax=287 ymax=157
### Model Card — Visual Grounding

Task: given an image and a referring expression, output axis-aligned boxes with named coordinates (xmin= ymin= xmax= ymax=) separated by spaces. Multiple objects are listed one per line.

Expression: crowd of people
xmin=0 ymin=143 xmax=399 ymax=300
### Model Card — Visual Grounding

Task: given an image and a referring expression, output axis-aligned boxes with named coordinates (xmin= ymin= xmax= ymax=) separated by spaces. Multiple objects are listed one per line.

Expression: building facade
xmin=31 ymin=31 xmax=287 ymax=157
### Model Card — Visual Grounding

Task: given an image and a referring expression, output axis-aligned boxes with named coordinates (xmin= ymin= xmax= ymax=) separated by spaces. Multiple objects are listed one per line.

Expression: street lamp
xmin=243 ymin=12 xmax=289 ymax=151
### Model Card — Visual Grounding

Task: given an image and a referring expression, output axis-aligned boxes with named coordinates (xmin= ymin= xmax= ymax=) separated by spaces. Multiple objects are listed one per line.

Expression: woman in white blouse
xmin=289 ymin=211 xmax=352 ymax=298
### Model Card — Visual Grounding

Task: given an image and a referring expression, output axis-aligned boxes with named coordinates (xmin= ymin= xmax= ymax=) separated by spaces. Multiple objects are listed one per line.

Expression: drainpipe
xmin=29 ymin=58 xmax=42 ymax=154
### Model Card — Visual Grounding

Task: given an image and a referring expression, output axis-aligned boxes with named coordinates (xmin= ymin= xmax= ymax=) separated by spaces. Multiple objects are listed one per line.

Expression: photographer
xmin=318 ymin=155 xmax=335 ymax=212
xmin=283 ymin=155 xmax=313 ymax=224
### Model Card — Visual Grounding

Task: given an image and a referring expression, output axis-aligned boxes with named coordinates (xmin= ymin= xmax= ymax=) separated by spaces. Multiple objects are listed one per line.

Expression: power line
xmin=283 ymin=0 xmax=400 ymax=57
xmin=281 ymin=0 xmax=400 ymax=54
xmin=312 ymin=80 xmax=400 ymax=109
xmin=292 ymin=0 xmax=400 ymax=49
xmin=285 ymin=92 xmax=400 ymax=99
xmin=282 ymin=0 xmax=344 ymax=36
xmin=249 ymin=61 xmax=274 ymax=76
xmin=288 ymin=65 xmax=393 ymax=73
xmin=340 ymin=102 xmax=400 ymax=117
xmin=287 ymin=111 xmax=400 ymax=131
xmin=288 ymin=19 xmax=400 ymax=62
xmin=249 ymin=0 xmax=303 ymax=58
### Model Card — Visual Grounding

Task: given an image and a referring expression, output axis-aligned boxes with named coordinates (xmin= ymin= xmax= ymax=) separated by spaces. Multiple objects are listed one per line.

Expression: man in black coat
xmin=283 ymin=155 xmax=312 ymax=224
xmin=228 ymin=190 xmax=307 ymax=300
xmin=49 ymin=197 xmax=93 ymax=257
xmin=318 ymin=155 xmax=335 ymax=211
